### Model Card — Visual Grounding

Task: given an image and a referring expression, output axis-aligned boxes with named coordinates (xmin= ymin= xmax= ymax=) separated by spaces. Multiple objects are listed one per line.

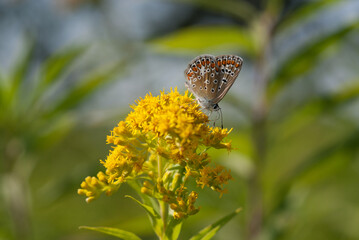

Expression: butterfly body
xmin=184 ymin=54 xmax=243 ymax=111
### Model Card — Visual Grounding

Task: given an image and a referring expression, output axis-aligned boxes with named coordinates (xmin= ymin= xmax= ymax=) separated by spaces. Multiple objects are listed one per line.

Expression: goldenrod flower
xmin=78 ymin=89 xmax=233 ymax=218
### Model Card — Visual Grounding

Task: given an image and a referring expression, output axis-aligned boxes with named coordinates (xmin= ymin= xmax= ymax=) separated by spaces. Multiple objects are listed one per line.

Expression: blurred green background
xmin=1 ymin=0 xmax=359 ymax=239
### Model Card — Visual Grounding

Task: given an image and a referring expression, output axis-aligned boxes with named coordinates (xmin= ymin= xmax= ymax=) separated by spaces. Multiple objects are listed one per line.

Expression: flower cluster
xmin=78 ymin=89 xmax=233 ymax=219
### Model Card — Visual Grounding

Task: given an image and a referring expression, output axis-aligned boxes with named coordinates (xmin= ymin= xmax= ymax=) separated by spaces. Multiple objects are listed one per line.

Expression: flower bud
xmin=170 ymin=173 xmax=182 ymax=191
xmin=143 ymin=180 xmax=153 ymax=189
xmin=141 ymin=187 xmax=153 ymax=196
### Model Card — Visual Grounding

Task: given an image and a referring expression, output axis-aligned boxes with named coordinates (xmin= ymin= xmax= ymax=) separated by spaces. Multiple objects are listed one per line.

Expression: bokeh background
xmin=1 ymin=0 xmax=359 ymax=239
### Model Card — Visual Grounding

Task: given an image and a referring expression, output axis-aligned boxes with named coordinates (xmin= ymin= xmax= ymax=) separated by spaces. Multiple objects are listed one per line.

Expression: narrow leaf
xmin=270 ymin=129 xmax=359 ymax=217
xmin=165 ymin=218 xmax=183 ymax=240
xmin=9 ymin=42 xmax=34 ymax=103
xmin=40 ymin=46 xmax=86 ymax=86
xmin=125 ymin=195 xmax=163 ymax=237
xmin=269 ymin=22 xmax=358 ymax=99
xmin=178 ymin=0 xmax=256 ymax=22
xmin=28 ymin=46 xmax=86 ymax=110
xmin=127 ymin=181 xmax=158 ymax=212
xmin=189 ymin=208 xmax=242 ymax=240
xmin=273 ymin=81 xmax=359 ymax=140
xmin=48 ymin=62 xmax=121 ymax=116
xmin=276 ymin=0 xmax=340 ymax=31
xmin=286 ymin=129 xmax=359 ymax=184
xmin=150 ymin=26 xmax=255 ymax=56
xmin=79 ymin=226 xmax=141 ymax=240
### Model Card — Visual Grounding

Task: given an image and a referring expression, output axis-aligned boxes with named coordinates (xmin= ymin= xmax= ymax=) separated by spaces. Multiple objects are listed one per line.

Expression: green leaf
xmin=273 ymin=81 xmax=359 ymax=140
xmin=269 ymin=22 xmax=358 ymax=99
xmin=276 ymin=0 xmax=340 ymax=31
xmin=125 ymin=195 xmax=163 ymax=237
xmin=0 ymin=41 xmax=34 ymax=113
xmin=270 ymin=129 xmax=359 ymax=217
xmin=177 ymin=0 xmax=256 ymax=22
xmin=165 ymin=218 xmax=183 ymax=240
xmin=150 ymin=26 xmax=256 ymax=56
xmin=127 ymin=181 xmax=157 ymax=209
xmin=48 ymin=62 xmax=120 ymax=116
xmin=40 ymin=46 xmax=86 ymax=86
xmin=79 ymin=226 xmax=142 ymax=240
xmin=26 ymin=46 xmax=86 ymax=112
xmin=286 ymin=129 xmax=359 ymax=184
xmin=189 ymin=208 xmax=242 ymax=240
xmin=9 ymin=42 xmax=34 ymax=103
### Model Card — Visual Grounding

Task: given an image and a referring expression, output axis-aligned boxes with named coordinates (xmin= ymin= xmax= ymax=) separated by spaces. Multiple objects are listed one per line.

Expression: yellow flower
xmin=78 ymin=89 xmax=233 ymax=218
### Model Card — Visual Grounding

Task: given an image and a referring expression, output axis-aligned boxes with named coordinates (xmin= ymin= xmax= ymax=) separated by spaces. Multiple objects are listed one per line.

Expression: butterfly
xmin=184 ymin=54 xmax=243 ymax=127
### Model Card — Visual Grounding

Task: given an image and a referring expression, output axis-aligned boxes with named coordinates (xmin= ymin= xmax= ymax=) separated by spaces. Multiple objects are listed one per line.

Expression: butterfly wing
xmin=184 ymin=55 xmax=218 ymax=105
xmin=185 ymin=54 xmax=243 ymax=109
xmin=212 ymin=55 xmax=243 ymax=104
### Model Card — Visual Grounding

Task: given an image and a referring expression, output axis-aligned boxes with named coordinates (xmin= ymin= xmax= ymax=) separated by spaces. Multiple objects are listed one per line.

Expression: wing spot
xmin=204 ymin=86 xmax=207 ymax=90
xmin=222 ymin=79 xmax=227 ymax=84
xmin=205 ymin=80 xmax=210 ymax=84
xmin=200 ymin=86 xmax=203 ymax=90
xmin=231 ymin=72 xmax=234 ymax=76
xmin=211 ymin=73 xmax=215 ymax=77
xmin=192 ymin=84 xmax=196 ymax=88
xmin=211 ymin=88 xmax=215 ymax=93
xmin=214 ymin=79 xmax=218 ymax=84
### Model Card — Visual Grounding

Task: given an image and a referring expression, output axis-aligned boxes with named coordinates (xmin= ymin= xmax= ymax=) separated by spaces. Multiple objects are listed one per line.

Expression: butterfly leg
xmin=211 ymin=109 xmax=223 ymax=128
xmin=220 ymin=107 xmax=223 ymax=129
xmin=216 ymin=107 xmax=223 ymax=129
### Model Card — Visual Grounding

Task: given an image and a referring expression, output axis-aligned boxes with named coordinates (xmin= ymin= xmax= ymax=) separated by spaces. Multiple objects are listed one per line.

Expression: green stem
xmin=157 ymin=154 xmax=168 ymax=239
xmin=248 ymin=11 xmax=275 ymax=240
xmin=159 ymin=199 xmax=168 ymax=239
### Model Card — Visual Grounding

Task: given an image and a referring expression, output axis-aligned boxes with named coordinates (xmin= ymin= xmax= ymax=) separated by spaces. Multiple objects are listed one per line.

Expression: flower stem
xmin=248 ymin=11 xmax=275 ymax=240
xmin=157 ymin=154 xmax=168 ymax=239
xmin=159 ymin=199 xmax=168 ymax=239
